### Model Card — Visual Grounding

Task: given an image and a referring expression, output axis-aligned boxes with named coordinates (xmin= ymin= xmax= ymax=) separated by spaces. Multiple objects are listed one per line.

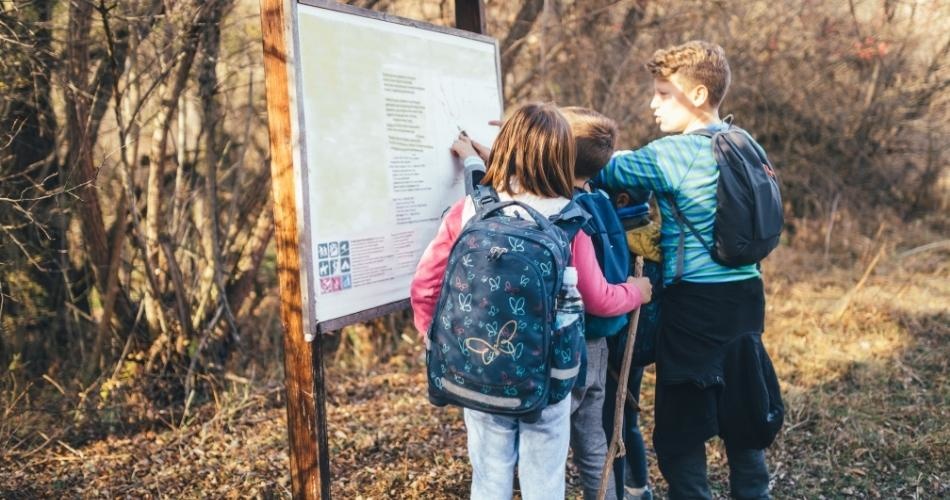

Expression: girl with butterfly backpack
xmin=410 ymin=102 xmax=650 ymax=500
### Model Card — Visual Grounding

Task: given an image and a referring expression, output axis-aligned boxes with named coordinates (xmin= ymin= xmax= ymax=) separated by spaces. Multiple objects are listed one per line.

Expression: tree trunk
xmin=500 ymin=0 xmax=544 ymax=72
xmin=143 ymin=7 xmax=204 ymax=336
xmin=64 ymin=0 xmax=119 ymax=297
xmin=593 ymin=1 xmax=648 ymax=112
xmin=196 ymin=0 xmax=241 ymax=367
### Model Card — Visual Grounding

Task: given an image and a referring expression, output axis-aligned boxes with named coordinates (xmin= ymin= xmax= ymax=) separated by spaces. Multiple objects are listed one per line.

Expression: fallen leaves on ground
xmin=1 ymin=246 xmax=948 ymax=498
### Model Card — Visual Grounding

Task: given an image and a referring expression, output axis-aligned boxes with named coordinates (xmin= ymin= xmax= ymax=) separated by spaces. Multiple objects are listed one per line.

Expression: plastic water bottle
xmin=554 ymin=266 xmax=584 ymax=330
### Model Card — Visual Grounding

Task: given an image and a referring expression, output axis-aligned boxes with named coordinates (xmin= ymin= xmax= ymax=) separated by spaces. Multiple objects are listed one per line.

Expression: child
xmin=612 ymin=189 xmax=661 ymax=264
xmin=410 ymin=102 xmax=651 ymax=500
xmin=601 ymin=186 xmax=662 ymax=500
xmin=558 ymin=106 xmax=637 ymax=500
xmin=594 ymin=41 xmax=776 ymax=499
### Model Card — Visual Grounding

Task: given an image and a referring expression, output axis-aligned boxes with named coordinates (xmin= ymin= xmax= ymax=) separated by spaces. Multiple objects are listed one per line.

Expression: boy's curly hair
xmin=647 ymin=40 xmax=731 ymax=107
xmin=560 ymin=107 xmax=618 ymax=179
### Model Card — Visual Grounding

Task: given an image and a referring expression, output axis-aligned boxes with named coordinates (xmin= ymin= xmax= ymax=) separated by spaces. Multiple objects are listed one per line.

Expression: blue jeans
xmin=463 ymin=396 xmax=572 ymax=500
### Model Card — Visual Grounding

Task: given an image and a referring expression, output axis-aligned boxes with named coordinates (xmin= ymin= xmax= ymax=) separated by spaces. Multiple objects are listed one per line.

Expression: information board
xmin=290 ymin=1 xmax=502 ymax=335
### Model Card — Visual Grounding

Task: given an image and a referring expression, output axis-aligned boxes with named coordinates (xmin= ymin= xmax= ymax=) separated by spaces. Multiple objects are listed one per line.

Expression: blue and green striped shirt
xmin=596 ymin=129 xmax=760 ymax=285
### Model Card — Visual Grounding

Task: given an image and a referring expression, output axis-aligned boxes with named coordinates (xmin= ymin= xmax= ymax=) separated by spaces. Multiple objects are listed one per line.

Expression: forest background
xmin=1 ymin=0 xmax=947 ymax=497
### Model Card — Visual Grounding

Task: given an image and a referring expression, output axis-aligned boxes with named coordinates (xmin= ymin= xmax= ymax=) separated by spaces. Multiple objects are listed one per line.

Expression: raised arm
xmin=595 ymin=142 xmax=672 ymax=194
xmin=571 ymin=231 xmax=648 ymax=316
xmin=410 ymin=198 xmax=465 ymax=336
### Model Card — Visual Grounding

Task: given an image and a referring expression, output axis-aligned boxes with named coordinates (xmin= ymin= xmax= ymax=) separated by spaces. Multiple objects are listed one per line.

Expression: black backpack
xmin=666 ymin=119 xmax=783 ymax=281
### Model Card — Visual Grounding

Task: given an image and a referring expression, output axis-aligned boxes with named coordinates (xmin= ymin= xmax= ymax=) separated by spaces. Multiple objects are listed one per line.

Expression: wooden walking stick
xmin=597 ymin=256 xmax=645 ymax=500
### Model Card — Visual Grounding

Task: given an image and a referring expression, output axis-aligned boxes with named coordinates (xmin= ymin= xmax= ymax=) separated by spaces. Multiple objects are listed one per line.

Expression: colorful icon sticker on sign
xmin=318 ymin=240 xmax=352 ymax=294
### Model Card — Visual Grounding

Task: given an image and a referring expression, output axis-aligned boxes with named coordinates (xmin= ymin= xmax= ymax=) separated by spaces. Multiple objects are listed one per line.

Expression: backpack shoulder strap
xmin=471 ymin=184 xmax=500 ymax=212
xmin=550 ymin=201 xmax=590 ymax=240
xmin=464 ymin=160 xmax=487 ymax=196
xmin=689 ymin=114 xmax=734 ymax=139
xmin=569 ymin=189 xmax=600 ymax=236
xmin=689 ymin=128 xmax=715 ymax=138
xmin=664 ymin=192 xmax=712 ymax=283
xmin=667 ymin=120 xmax=735 ymax=282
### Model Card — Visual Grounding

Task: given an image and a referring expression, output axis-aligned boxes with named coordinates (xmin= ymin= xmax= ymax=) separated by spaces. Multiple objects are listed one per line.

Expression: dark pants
xmin=603 ymin=365 xmax=649 ymax=494
xmin=602 ymin=259 xmax=663 ymax=495
xmin=656 ymin=442 xmax=769 ymax=500
xmin=653 ymin=278 xmax=772 ymax=499
xmin=571 ymin=337 xmax=616 ymax=500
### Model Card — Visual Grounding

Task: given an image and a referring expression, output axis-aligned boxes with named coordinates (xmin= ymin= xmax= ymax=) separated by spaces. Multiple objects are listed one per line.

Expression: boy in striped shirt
xmin=595 ymin=41 xmax=773 ymax=499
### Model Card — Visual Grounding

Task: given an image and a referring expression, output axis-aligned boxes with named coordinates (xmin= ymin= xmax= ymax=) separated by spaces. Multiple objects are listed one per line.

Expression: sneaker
xmin=623 ymin=485 xmax=653 ymax=500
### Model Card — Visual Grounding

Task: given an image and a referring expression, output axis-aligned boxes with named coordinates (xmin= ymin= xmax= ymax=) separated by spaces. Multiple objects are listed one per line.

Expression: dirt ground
xmin=2 ymin=245 xmax=948 ymax=499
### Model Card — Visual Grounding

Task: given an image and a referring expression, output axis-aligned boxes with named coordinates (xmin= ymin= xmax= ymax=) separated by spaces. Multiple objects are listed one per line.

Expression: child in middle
xmin=601 ymin=185 xmax=663 ymax=500
xmin=560 ymin=106 xmax=650 ymax=500
xmin=410 ymin=102 xmax=652 ymax=500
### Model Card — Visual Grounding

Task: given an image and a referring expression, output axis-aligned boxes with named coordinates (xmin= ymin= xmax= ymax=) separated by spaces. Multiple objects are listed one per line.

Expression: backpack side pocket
xmin=548 ymin=315 xmax=585 ymax=403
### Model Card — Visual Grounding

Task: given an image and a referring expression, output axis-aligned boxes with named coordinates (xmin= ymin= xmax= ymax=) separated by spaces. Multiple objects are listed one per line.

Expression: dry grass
xmin=1 ymin=243 xmax=947 ymax=498
xmin=756 ymin=246 xmax=949 ymax=499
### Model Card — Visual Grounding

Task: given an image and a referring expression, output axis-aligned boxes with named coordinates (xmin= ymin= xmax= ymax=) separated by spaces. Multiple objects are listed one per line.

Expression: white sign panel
xmin=291 ymin=2 xmax=502 ymax=334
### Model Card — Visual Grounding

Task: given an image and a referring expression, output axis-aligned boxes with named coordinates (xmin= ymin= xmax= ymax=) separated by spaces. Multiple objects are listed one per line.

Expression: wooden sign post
xmin=259 ymin=1 xmax=485 ymax=498
xmin=260 ymin=0 xmax=331 ymax=497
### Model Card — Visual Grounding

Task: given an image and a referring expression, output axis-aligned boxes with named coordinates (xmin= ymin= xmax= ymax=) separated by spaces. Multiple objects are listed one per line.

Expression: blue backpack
xmin=575 ymin=188 xmax=660 ymax=367
xmin=426 ymin=186 xmax=589 ymax=421
xmin=572 ymin=188 xmax=630 ymax=338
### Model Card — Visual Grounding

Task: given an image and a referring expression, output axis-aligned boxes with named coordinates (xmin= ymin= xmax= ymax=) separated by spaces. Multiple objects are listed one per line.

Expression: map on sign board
xmin=291 ymin=2 xmax=503 ymax=335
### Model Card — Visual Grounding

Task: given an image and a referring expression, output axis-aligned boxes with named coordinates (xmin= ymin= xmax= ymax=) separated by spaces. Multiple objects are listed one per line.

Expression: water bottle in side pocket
xmin=550 ymin=266 xmax=586 ymax=401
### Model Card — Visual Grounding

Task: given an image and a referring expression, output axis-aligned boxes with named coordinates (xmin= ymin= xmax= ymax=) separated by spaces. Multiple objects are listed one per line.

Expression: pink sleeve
xmin=410 ymin=198 xmax=465 ymax=335
xmin=571 ymin=231 xmax=643 ymax=316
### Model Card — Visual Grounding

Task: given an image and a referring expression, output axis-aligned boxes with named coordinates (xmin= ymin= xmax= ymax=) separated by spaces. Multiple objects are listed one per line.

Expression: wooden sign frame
xmin=259 ymin=1 xmax=487 ymax=498
xmin=290 ymin=0 xmax=500 ymax=337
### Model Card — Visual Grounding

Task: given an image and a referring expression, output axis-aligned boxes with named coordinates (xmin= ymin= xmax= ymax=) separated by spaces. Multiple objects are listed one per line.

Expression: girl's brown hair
xmin=481 ymin=102 xmax=575 ymax=198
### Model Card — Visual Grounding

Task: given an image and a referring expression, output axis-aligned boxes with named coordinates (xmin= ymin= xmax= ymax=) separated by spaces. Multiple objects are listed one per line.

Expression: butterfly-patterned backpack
xmin=426 ymin=186 xmax=588 ymax=421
